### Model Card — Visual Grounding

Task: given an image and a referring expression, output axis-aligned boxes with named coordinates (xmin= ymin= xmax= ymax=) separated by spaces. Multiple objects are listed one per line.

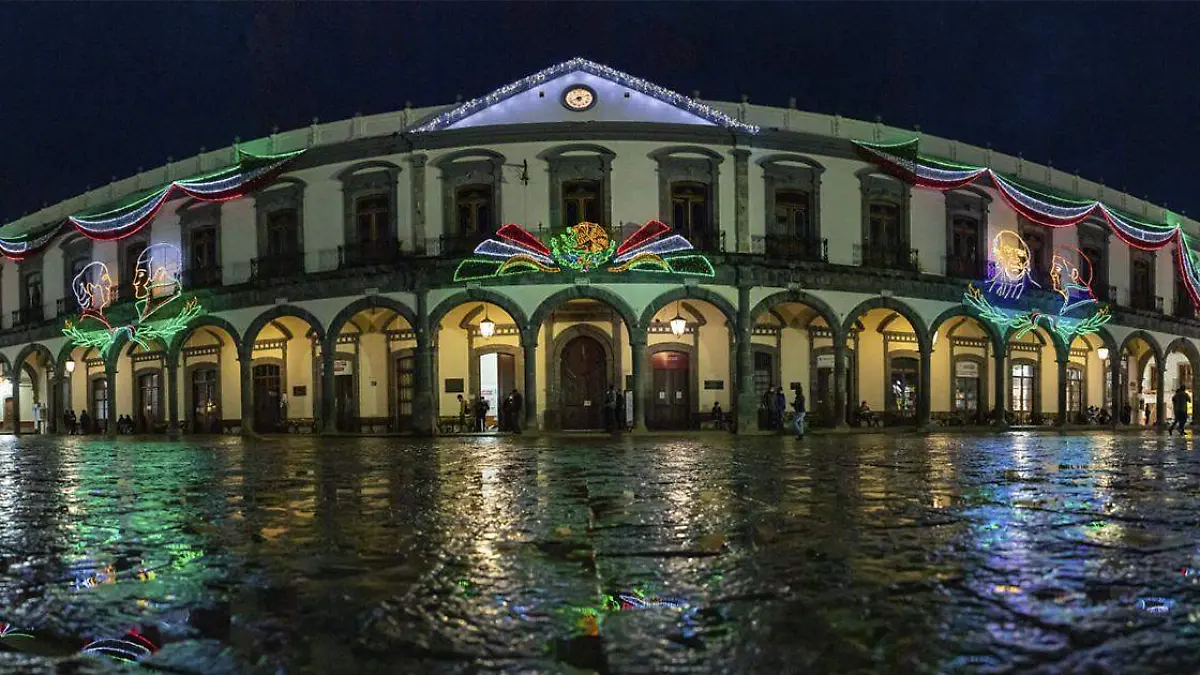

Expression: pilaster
xmin=731 ymin=148 xmax=751 ymax=253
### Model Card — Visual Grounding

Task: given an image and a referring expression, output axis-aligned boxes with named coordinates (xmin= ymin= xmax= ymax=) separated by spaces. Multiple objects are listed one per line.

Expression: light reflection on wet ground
xmin=0 ymin=432 xmax=1198 ymax=673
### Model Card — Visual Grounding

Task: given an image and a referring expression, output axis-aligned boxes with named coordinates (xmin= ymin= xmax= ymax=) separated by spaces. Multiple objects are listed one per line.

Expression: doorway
xmin=394 ymin=354 xmax=414 ymax=432
xmin=136 ymin=371 xmax=162 ymax=433
xmin=753 ymin=350 xmax=775 ymax=429
xmin=191 ymin=367 xmax=219 ymax=433
xmin=813 ymin=349 xmax=855 ymax=426
xmin=650 ymin=350 xmax=690 ymax=430
xmin=559 ymin=335 xmax=607 ymax=430
xmin=252 ymin=363 xmax=283 ymax=431
xmin=889 ymin=356 xmax=919 ymax=423
xmin=479 ymin=352 xmax=516 ymax=431
xmin=332 ymin=357 xmax=356 ymax=432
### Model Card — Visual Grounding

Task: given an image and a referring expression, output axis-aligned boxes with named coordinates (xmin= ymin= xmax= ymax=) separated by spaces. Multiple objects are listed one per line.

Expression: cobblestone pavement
xmin=0 ymin=432 xmax=1198 ymax=673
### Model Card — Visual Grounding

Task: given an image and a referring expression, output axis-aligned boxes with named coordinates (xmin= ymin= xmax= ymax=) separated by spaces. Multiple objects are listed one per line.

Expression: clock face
xmin=562 ymin=85 xmax=596 ymax=112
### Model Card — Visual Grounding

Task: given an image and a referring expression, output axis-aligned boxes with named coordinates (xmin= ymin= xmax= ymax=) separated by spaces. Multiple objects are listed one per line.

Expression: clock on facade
xmin=561 ymin=85 xmax=597 ymax=111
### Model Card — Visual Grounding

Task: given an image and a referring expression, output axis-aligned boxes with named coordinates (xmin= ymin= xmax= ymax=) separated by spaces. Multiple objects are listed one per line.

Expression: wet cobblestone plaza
xmin=0 ymin=432 xmax=1198 ymax=673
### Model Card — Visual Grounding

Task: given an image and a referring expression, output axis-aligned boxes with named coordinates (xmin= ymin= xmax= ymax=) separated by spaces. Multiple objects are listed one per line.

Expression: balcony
xmin=1129 ymin=293 xmax=1163 ymax=314
xmin=856 ymin=242 xmax=920 ymax=273
xmin=761 ymin=234 xmax=827 ymax=262
xmin=339 ymin=238 xmax=404 ymax=269
xmin=11 ymin=306 xmax=44 ymax=327
xmin=182 ymin=265 xmax=223 ymax=289
xmin=251 ymin=253 xmax=306 ymax=282
xmin=687 ymin=229 xmax=726 ymax=253
xmin=1173 ymin=297 xmax=1197 ymax=320
xmin=945 ymin=254 xmax=983 ymax=280
xmin=57 ymin=297 xmax=81 ymax=317
xmin=438 ymin=233 xmax=488 ymax=257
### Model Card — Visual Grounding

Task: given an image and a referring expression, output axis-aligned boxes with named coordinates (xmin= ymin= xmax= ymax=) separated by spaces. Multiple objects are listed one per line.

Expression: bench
xmin=698 ymin=411 xmax=732 ymax=431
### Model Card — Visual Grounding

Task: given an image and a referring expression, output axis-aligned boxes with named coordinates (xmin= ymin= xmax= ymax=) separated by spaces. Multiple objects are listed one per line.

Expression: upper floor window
xmin=266 ymin=209 xmax=301 ymax=257
xmin=22 ymin=271 xmax=42 ymax=311
xmin=191 ymin=227 xmax=218 ymax=269
xmin=1130 ymin=250 xmax=1155 ymax=309
xmin=355 ymin=194 xmax=391 ymax=244
xmin=122 ymin=240 xmax=147 ymax=296
xmin=563 ymin=179 xmax=602 ymax=226
xmin=1077 ymin=222 xmax=1108 ymax=298
xmin=858 ymin=172 xmax=909 ymax=258
xmin=1018 ymin=218 xmax=1050 ymax=288
xmin=455 ymin=184 xmax=494 ymax=236
xmin=949 ymin=215 xmax=981 ymax=278
xmin=868 ymin=201 xmax=902 ymax=247
xmin=773 ymin=189 xmax=812 ymax=238
xmin=670 ymin=181 xmax=710 ymax=234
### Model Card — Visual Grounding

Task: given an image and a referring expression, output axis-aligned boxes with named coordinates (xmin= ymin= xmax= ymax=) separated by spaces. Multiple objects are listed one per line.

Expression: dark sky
xmin=2 ymin=2 xmax=1197 ymax=223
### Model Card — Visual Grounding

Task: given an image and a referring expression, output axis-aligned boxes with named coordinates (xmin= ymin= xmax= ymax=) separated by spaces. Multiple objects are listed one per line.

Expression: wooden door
xmin=815 ymin=366 xmax=833 ymax=425
xmin=560 ymin=336 xmax=606 ymax=430
xmin=395 ymin=355 xmax=413 ymax=432
xmin=252 ymin=364 xmax=282 ymax=432
xmin=335 ymin=374 xmax=355 ymax=432
xmin=497 ymin=353 xmax=516 ymax=430
xmin=650 ymin=351 xmax=690 ymax=430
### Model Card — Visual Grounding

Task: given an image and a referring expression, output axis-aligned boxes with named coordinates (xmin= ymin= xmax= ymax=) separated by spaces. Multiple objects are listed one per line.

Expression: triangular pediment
xmin=411 ymin=58 xmax=758 ymax=133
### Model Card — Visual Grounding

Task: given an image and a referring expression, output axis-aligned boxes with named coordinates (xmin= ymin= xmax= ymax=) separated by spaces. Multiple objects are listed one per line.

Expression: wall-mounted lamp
xmin=669 ymin=301 xmax=687 ymax=337
xmin=479 ymin=305 xmax=496 ymax=339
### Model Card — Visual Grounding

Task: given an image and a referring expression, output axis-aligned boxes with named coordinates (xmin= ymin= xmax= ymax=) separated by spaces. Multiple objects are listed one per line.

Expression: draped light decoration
xmin=0 ymin=148 xmax=304 ymax=259
xmin=854 ymin=138 xmax=1200 ymax=309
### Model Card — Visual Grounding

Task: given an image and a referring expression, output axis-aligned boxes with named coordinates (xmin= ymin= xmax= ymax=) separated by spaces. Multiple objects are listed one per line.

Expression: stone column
xmin=521 ymin=329 xmax=538 ymax=432
xmin=412 ymin=291 xmax=436 ymax=436
xmin=408 ymin=153 xmax=428 ymax=254
xmin=320 ymin=340 xmax=336 ymax=434
xmin=631 ymin=334 xmax=648 ymax=432
xmin=239 ymin=349 xmax=254 ymax=435
xmin=833 ymin=336 xmax=848 ymax=427
xmin=993 ymin=347 xmax=1007 ymax=428
xmin=104 ymin=364 xmax=117 ymax=439
xmin=918 ymin=342 xmax=932 ymax=428
xmin=166 ymin=359 xmax=180 ymax=435
xmin=1056 ymin=358 xmax=1069 ymax=426
xmin=1156 ymin=359 xmax=1166 ymax=429
xmin=731 ymin=149 xmax=751 ymax=253
xmin=48 ymin=376 xmax=59 ymax=434
xmin=1191 ymin=365 xmax=1200 ymax=428
xmin=1109 ymin=355 xmax=1120 ymax=428
xmin=735 ymin=286 xmax=756 ymax=433
xmin=10 ymin=368 xmax=21 ymax=437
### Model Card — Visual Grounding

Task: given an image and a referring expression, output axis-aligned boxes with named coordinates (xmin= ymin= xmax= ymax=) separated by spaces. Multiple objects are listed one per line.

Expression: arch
xmin=258 ymin=175 xmax=307 ymax=191
xmin=930 ymin=305 xmax=1003 ymax=352
xmin=840 ymin=297 xmax=930 ymax=349
xmin=648 ymin=145 xmax=725 ymax=163
xmin=0 ymin=353 xmax=12 ymax=377
xmin=242 ymin=305 xmax=326 ymax=356
xmin=430 ymin=148 xmax=506 ymax=168
xmin=14 ymin=343 xmax=55 ymax=372
xmin=529 ymin=286 xmax=639 ymax=338
xmin=1118 ymin=329 xmax=1164 ymax=364
xmin=324 ymin=296 xmax=418 ymax=349
xmin=548 ymin=324 xmax=617 ymax=430
xmin=944 ymin=184 xmax=994 ymax=204
xmin=748 ymin=289 xmax=840 ymax=334
xmin=536 ymin=143 xmax=616 ymax=161
xmin=168 ymin=314 xmax=244 ymax=365
xmin=755 ymin=153 xmax=827 ymax=173
xmin=429 ymin=289 xmax=529 ymax=338
xmin=640 ymin=287 xmax=737 ymax=335
xmin=334 ymin=159 xmax=402 ymax=181
xmin=1164 ymin=337 xmax=1199 ymax=364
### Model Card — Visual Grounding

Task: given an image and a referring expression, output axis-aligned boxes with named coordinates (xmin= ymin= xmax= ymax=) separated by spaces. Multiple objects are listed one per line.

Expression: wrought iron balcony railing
xmin=339 ymin=238 xmax=404 ymax=269
xmin=1129 ymin=293 xmax=1163 ymax=314
xmin=762 ymin=234 xmax=828 ymax=262
xmin=856 ymin=242 xmax=920 ymax=272
xmin=182 ymin=265 xmax=223 ymax=289
xmin=1173 ymin=296 xmax=1197 ymax=320
xmin=57 ymin=297 xmax=81 ymax=317
xmin=251 ymin=253 xmax=306 ymax=282
xmin=945 ymin=254 xmax=983 ymax=280
xmin=11 ymin=306 xmax=44 ymax=327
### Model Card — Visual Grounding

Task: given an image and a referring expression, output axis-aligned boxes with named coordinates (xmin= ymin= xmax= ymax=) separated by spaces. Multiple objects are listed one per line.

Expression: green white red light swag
xmin=854 ymin=138 xmax=1200 ymax=310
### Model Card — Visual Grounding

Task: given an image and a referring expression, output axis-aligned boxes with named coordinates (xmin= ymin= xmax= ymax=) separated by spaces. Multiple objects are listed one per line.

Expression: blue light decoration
xmin=62 ymin=243 xmax=205 ymax=356
xmin=853 ymin=137 xmax=1200 ymax=311
xmin=964 ymin=230 xmax=1111 ymax=343
xmin=81 ymin=629 xmax=158 ymax=664
xmin=411 ymin=57 xmax=759 ymax=134
xmin=0 ymin=148 xmax=303 ymax=259
xmin=453 ymin=220 xmax=715 ymax=281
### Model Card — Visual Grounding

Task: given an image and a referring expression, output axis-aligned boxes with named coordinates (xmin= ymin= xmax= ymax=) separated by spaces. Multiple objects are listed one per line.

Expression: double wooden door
xmin=560 ymin=336 xmax=606 ymax=430
xmin=650 ymin=351 xmax=690 ymax=430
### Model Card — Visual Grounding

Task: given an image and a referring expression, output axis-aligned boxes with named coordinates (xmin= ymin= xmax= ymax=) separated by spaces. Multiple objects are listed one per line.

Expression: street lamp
xmin=669 ymin=301 xmax=687 ymax=337
xmin=478 ymin=305 xmax=496 ymax=339
xmin=1097 ymin=347 xmax=1110 ymax=361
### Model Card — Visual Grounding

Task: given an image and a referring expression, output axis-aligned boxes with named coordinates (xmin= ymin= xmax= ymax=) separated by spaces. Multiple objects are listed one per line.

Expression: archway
xmin=10 ymin=343 xmax=53 ymax=434
xmin=242 ymin=306 xmax=325 ymax=433
xmin=641 ymin=295 xmax=734 ymax=431
xmin=1164 ymin=337 xmax=1200 ymax=426
xmin=60 ymin=345 xmax=106 ymax=434
xmin=841 ymin=299 xmax=930 ymax=427
xmin=557 ymin=327 xmax=612 ymax=430
xmin=1119 ymin=331 xmax=1163 ymax=426
xmin=1003 ymin=327 xmax=1060 ymax=425
xmin=170 ymin=316 xmax=243 ymax=433
xmin=323 ymin=297 xmax=418 ymax=433
xmin=120 ymin=339 xmax=169 ymax=433
xmin=1067 ymin=329 xmax=1117 ymax=424
xmin=432 ymin=297 xmax=525 ymax=433
xmin=929 ymin=312 xmax=1001 ymax=426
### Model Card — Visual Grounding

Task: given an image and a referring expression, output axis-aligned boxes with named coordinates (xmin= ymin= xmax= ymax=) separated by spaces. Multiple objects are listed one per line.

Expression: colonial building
xmin=0 ymin=57 xmax=1196 ymax=436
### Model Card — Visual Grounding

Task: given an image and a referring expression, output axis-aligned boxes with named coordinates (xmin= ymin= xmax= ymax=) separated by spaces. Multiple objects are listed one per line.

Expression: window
xmin=773 ymin=190 xmax=811 ymax=238
xmin=123 ymin=241 xmax=147 ymax=297
xmin=1078 ymin=223 xmax=1108 ymax=300
xmin=22 ymin=272 xmax=42 ymax=312
xmin=67 ymin=257 xmax=89 ymax=312
xmin=670 ymin=182 xmax=710 ymax=235
xmin=455 ymin=184 xmax=493 ymax=235
xmin=754 ymin=351 xmax=775 ymax=399
xmin=1131 ymin=251 xmax=1155 ymax=309
xmin=1180 ymin=363 xmax=1193 ymax=389
xmin=355 ymin=194 xmax=390 ymax=244
xmin=1067 ymin=366 xmax=1084 ymax=417
xmin=949 ymin=215 xmax=981 ymax=278
xmin=92 ymin=378 xmax=109 ymax=423
xmin=138 ymin=372 xmax=162 ymax=426
xmin=1019 ymin=219 xmax=1050 ymax=288
xmin=953 ymin=360 xmax=981 ymax=414
xmin=562 ymin=179 xmax=602 ymax=226
xmin=191 ymin=368 xmax=219 ymax=431
xmin=266 ymin=209 xmax=300 ymax=257
xmin=868 ymin=201 xmax=901 ymax=249
xmin=889 ymin=356 xmax=919 ymax=418
xmin=1011 ymin=362 xmax=1035 ymax=414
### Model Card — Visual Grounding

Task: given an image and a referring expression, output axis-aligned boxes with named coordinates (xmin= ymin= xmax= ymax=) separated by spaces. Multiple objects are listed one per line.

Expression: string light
xmin=411 ymin=57 xmax=759 ymax=134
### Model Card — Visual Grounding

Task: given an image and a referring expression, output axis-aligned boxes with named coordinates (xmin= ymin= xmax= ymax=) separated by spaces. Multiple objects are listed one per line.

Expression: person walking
xmin=792 ymin=384 xmax=807 ymax=439
xmin=1171 ymin=386 xmax=1191 ymax=436
xmin=510 ymin=388 xmax=524 ymax=434
xmin=774 ymin=387 xmax=788 ymax=434
xmin=474 ymin=394 xmax=488 ymax=432
xmin=79 ymin=409 xmax=91 ymax=435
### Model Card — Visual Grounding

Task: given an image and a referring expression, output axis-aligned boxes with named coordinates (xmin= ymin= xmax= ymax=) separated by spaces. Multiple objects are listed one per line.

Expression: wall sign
xmin=816 ymin=354 xmax=835 ymax=369
xmin=704 ymin=380 xmax=724 ymax=390
xmin=445 ymin=378 xmax=464 ymax=393
xmin=333 ymin=360 xmax=353 ymax=376
xmin=955 ymin=361 xmax=980 ymax=378
xmin=292 ymin=386 xmax=307 ymax=397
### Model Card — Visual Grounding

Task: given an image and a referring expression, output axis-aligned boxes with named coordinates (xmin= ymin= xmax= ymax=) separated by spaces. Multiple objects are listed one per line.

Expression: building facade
xmin=1 ymin=58 xmax=1197 ymax=437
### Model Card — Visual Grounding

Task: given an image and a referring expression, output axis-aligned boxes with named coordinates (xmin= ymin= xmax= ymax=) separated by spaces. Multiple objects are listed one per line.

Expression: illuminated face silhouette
xmin=987 ymin=230 xmax=1038 ymax=300
xmin=1050 ymin=246 xmax=1096 ymax=314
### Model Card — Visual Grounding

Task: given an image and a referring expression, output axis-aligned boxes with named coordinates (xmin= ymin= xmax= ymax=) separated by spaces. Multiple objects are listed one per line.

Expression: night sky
xmin=2 ymin=3 xmax=1197 ymax=223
